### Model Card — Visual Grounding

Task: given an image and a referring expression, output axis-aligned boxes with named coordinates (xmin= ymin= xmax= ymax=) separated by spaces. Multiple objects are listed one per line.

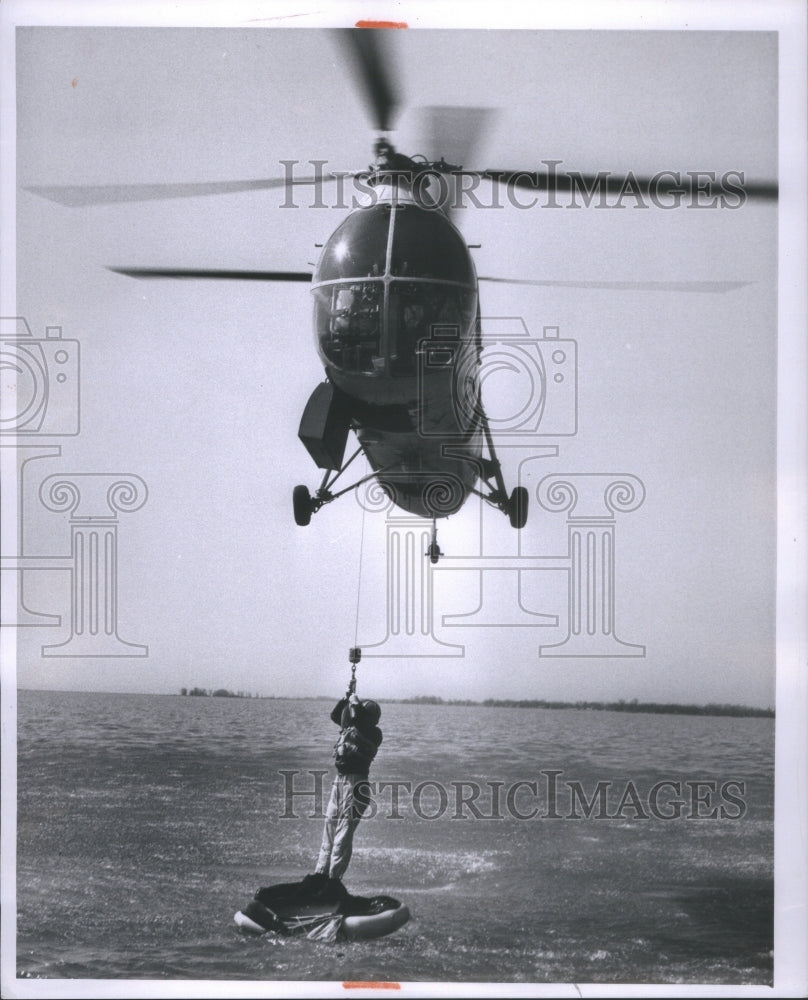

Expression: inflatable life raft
xmin=234 ymin=874 xmax=410 ymax=942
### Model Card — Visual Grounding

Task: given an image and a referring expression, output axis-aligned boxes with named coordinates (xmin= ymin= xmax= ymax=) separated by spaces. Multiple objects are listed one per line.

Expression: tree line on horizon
xmin=180 ymin=687 xmax=257 ymax=699
xmin=177 ymin=689 xmax=772 ymax=717
xmin=399 ymin=695 xmax=773 ymax=717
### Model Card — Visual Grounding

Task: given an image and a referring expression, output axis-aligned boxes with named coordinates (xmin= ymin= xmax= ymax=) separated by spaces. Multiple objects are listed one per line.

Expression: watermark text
xmin=278 ymin=770 xmax=748 ymax=821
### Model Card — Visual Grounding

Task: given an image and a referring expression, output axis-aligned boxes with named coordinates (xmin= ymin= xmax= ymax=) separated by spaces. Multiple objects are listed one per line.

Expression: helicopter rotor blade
xmin=108 ymin=266 xmax=312 ymax=282
xmin=23 ymin=175 xmax=341 ymax=208
xmin=478 ymin=276 xmax=752 ymax=293
xmin=413 ymin=105 xmax=496 ymax=221
xmin=110 ymin=267 xmax=747 ymax=294
xmin=338 ymin=28 xmax=399 ymax=132
xmin=477 ymin=169 xmax=778 ymax=202
xmin=418 ymin=106 xmax=496 ymax=171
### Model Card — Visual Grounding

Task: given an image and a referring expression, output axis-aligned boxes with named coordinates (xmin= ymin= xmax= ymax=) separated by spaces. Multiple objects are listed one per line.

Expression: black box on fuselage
xmin=298 ymin=382 xmax=351 ymax=471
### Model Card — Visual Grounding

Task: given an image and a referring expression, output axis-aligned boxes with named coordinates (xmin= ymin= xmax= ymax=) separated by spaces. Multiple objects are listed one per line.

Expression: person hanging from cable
xmin=312 ymin=650 xmax=382 ymax=884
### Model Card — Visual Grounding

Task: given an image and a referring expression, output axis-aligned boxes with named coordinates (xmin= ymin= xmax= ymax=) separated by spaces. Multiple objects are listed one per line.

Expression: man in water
xmin=313 ymin=680 xmax=382 ymax=882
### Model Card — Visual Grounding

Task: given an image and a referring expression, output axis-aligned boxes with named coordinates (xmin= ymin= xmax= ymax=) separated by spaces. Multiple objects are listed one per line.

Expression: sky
xmin=1 ymin=6 xmax=801 ymax=710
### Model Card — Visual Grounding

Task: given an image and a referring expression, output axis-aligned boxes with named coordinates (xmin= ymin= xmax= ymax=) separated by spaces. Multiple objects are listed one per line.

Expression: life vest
xmin=334 ymin=725 xmax=379 ymax=773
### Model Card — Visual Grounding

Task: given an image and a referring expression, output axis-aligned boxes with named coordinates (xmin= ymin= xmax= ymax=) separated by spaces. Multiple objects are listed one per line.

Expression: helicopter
xmin=260 ymin=32 xmax=534 ymax=553
xmin=292 ymin=132 xmax=530 ymax=555
xmin=26 ymin=29 xmax=776 ymax=564
xmin=291 ymin=30 xmax=534 ymax=561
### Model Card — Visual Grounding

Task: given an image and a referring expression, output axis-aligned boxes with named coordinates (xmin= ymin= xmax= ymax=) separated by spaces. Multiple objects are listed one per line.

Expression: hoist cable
xmin=353 ymin=470 xmax=368 ymax=651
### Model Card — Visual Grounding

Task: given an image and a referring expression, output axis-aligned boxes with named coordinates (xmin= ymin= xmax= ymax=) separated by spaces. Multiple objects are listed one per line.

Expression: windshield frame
xmin=312 ymin=203 xmax=478 ymax=379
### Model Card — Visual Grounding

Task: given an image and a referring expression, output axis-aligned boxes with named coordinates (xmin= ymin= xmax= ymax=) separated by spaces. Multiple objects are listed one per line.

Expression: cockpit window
xmin=311 ymin=201 xmax=478 ymax=379
xmin=389 ymin=205 xmax=476 ymax=284
xmin=313 ymin=281 xmax=384 ymax=375
xmin=389 ymin=284 xmax=477 ymax=376
xmin=314 ymin=204 xmax=392 ymax=282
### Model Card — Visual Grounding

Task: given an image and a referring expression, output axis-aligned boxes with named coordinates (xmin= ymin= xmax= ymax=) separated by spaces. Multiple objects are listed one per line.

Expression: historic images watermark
xmin=0 ymin=318 xmax=80 ymax=437
xmin=349 ymin=315 xmax=646 ymax=660
xmin=0 ymin=316 xmax=149 ymax=656
xmin=278 ymin=769 xmax=748 ymax=822
xmin=278 ymin=160 xmax=756 ymax=211
xmin=414 ymin=320 xmax=577 ymax=444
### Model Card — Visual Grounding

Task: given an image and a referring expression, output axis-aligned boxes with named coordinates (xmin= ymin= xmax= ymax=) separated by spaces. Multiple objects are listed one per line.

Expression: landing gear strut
xmin=472 ymin=413 xmax=530 ymax=528
xmin=292 ymin=447 xmax=390 ymax=527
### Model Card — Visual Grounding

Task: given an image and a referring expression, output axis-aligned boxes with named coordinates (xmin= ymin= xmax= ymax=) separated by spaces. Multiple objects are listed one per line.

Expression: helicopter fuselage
xmin=309 ymin=182 xmax=484 ymax=518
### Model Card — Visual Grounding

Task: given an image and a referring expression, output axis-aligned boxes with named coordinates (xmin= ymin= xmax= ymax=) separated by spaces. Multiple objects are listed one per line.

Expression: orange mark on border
xmin=354 ymin=20 xmax=408 ymax=29
xmin=343 ymin=983 xmax=401 ymax=990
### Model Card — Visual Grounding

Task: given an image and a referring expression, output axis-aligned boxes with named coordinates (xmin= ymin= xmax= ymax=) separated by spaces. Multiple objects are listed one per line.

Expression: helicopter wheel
xmin=508 ymin=486 xmax=529 ymax=529
xmin=428 ymin=541 xmax=441 ymax=564
xmin=293 ymin=485 xmax=314 ymax=527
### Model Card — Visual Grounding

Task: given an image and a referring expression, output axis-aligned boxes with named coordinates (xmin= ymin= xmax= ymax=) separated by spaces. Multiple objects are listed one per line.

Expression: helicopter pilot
xmin=327 ymin=285 xmax=382 ymax=372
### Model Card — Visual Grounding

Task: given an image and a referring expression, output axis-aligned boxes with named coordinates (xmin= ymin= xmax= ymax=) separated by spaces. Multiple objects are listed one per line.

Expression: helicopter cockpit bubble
xmin=312 ymin=281 xmax=383 ymax=376
xmin=312 ymin=201 xmax=478 ymax=381
xmin=389 ymin=204 xmax=476 ymax=284
xmin=314 ymin=204 xmax=391 ymax=283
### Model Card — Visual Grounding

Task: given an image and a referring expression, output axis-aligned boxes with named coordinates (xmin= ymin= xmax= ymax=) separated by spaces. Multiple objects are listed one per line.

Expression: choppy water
xmin=15 ymin=690 xmax=773 ymax=987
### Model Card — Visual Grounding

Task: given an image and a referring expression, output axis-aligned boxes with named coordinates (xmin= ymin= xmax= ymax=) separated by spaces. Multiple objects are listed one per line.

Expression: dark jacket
xmin=330 ymin=697 xmax=383 ymax=777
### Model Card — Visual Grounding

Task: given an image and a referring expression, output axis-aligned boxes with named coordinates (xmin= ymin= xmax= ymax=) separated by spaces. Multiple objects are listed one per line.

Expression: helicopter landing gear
xmin=473 ymin=416 xmax=530 ymax=529
xmin=426 ymin=519 xmax=444 ymax=564
xmin=293 ymin=449 xmax=395 ymax=528
xmin=508 ymin=486 xmax=529 ymax=530
xmin=293 ymin=485 xmax=315 ymax=527
xmin=292 ymin=480 xmax=338 ymax=526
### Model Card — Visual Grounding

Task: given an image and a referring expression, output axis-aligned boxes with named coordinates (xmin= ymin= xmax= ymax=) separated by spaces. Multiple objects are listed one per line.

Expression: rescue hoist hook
xmin=348 ymin=646 xmax=361 ymax=694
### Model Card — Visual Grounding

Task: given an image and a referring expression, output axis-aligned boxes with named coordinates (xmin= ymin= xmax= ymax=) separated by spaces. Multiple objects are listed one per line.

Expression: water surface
xmin=16 ymin=690 xmax=773 ymax=985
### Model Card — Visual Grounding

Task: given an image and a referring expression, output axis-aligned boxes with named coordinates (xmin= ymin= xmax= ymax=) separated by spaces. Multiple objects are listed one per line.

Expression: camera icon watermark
xmin=1 ymin=316 xmax=148 ymax=657
xmin=416 ymin=318 xmax=577 ymax=442
xmin=0 ymin=317 xmax=80 ymax=436
xmin=352 ymin=306 xmax=646 ymax=661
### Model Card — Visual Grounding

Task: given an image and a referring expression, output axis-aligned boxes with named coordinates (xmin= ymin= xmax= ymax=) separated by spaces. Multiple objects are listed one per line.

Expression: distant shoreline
xmin=173 ymin=688 xmax=773 ymax=718
xmin=17 ymin=688 xmax=775 ymax=718
xmin=398 ymin=696 xmax=775 ymax=718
